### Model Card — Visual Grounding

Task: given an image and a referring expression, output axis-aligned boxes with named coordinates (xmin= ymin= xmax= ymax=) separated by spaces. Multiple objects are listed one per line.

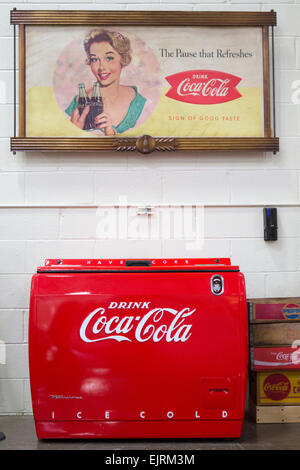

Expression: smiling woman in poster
xmin=65 ymin=29 xmax=147 ymax=135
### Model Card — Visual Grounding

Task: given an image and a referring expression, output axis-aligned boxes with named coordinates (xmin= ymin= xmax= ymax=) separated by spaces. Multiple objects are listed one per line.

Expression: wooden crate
xmin=251 ymin=346 xmax=300 ymax=371
xmin=250 ymin=322 xmax=300 ymax=346
xmin=251 ymin=404 xmax=300 ymax=423
xmin=250 ymin=370 xmax=300 ymax=406
xmin=248 ymin=298 xmax=300 ymax=323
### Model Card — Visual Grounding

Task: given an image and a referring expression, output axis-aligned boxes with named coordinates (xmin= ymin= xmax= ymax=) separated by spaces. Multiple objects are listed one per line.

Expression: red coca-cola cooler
xmin=29 ymin=257 xmax=248 ymax=439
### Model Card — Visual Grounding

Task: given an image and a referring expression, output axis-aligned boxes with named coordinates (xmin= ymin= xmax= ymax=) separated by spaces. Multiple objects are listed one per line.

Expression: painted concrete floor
xmin=0 ymin=415 xmax=299 ymax=450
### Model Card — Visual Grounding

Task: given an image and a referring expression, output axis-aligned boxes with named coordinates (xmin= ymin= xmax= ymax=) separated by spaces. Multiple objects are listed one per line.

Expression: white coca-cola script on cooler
xmin=80 ymin=306 xmax=195 ymax=343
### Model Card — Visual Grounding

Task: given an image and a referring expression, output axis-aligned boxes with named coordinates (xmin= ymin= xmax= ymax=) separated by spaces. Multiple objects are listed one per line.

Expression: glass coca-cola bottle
xmin=77 ymin=83 xmax=91 ymax=130
xmin=77 ymin=82 xmax=103 ymax=131
xmin=88 ymin=82 xmax=103 ymax=130
xmin=78 ymin=83 xmax=89 ymax=115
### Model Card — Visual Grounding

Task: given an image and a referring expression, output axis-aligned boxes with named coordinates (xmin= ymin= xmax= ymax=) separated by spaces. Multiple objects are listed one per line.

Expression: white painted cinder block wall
xmin=0 ymin=0 xmax=300 ymax=415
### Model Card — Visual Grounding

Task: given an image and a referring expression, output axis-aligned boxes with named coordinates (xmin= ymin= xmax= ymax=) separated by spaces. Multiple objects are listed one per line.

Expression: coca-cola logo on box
xmin=80 ymin=302 xmax=195 ymax=343
xmin=263 ymin=374 xmax=291 ymax=401
xmin=165 ymin=69 xmax=242 ymax=105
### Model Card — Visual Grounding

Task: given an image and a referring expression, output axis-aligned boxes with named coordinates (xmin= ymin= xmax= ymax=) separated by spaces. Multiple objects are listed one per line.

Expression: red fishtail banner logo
xmin=165 ymin=70 xmax=242 ymax=105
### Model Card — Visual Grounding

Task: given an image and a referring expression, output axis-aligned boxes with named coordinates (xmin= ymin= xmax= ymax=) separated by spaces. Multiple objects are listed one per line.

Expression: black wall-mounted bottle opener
xmin=263 ymin=207 xmax=278 ymax=241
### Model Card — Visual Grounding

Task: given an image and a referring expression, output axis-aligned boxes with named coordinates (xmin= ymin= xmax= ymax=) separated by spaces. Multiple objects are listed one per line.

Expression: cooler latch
xmin=211 ymin=275 xmax=224 ymax=295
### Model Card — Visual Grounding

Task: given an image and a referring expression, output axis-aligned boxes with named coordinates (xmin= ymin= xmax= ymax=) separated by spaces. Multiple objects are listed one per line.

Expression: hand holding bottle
xmin=70 ymin=105 xmax=90 ymax=130
xmin=94 ymin=112 xmax=115 ymax=135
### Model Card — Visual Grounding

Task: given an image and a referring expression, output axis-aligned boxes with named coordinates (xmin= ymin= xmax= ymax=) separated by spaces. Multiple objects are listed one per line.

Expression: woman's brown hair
xmin=84 ymin=29 xmax=132 ymax=67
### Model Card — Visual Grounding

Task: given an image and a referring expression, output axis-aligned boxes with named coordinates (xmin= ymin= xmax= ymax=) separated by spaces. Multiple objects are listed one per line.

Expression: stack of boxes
xmin=248 ymin=298 xmax=300 ymax=423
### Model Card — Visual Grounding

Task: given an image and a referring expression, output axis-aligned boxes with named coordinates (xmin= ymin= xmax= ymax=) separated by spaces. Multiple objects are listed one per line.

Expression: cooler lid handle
xmin=125 ymin=260 xmax=151 ymax=267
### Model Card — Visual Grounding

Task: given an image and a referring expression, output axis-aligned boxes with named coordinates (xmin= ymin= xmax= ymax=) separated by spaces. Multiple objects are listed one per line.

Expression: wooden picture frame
xmin=10 ymin=9 xmax=279 ymax=154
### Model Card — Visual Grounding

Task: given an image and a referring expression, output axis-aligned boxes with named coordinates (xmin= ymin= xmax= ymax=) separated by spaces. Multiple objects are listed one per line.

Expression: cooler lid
xmin=37 ymin=258 xmax=239 ymax=273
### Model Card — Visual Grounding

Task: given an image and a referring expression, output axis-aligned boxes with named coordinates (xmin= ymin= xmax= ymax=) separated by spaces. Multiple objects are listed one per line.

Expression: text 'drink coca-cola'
xmin=80 ymin=306 xmax=195 ymax=343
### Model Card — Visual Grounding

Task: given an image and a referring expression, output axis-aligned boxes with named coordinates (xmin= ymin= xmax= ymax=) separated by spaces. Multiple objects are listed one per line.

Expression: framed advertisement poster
xmin=10 ymin=10 xmax=279 ymax=154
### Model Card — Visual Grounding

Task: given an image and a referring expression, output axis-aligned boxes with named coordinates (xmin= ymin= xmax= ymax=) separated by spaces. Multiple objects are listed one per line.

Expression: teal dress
xmin=65 ymin=86 xmax=146 ymax=134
